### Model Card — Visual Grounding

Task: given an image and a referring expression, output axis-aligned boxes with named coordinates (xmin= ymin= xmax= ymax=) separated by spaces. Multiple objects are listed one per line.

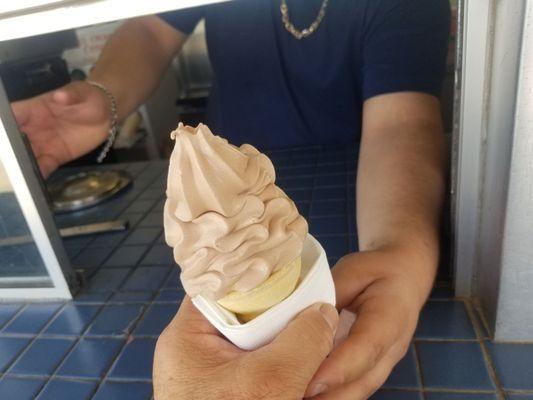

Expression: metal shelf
xmin=0 ymin=0 xmax=229 ymax=42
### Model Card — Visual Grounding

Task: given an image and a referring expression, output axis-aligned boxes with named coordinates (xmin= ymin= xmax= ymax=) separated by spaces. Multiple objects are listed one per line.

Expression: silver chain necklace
xmin=280 ymin=0 xmax=329 ymax=40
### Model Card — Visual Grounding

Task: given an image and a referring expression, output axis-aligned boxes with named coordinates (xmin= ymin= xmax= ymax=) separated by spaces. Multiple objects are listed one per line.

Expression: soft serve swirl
xmin=164 ymin=124 xmax=308 ymax=299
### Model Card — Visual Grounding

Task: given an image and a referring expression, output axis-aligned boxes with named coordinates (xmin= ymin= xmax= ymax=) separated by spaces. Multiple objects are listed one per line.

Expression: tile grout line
xmin=74 ymin=166 xmax=166 ymax=276
xmin=15 ymin=199 xmax=167 ymax=398
xmin=0 ymin=302 xmax=29 ymax=332
xmin=85 ymin=231 xmax=174 ymax=399
xmin=2 ymin=302 xmax=69 ymax=388
xmin=32 ymin=300 xmax=110 ymax=399
xmin=411 ymin=344 xmax=427 ymax=400
xmin=464 ymin=299 xmax=506 ymax=400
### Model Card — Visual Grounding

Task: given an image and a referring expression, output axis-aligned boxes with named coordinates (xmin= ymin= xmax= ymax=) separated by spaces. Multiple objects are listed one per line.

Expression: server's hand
xmin=153 ymin=296 xmax=339 ymax=400
xmin=11 ymin=81 xmax=110 ymax=177
xmin=305 ymin=249 xmax=423 ymax=400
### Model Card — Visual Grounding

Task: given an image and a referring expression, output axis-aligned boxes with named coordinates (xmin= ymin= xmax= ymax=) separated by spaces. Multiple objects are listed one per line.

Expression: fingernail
xmin=307 ymin=383 xmax=327 ymax=397
xmin=319 ymin=303 xmax=339 ymax=332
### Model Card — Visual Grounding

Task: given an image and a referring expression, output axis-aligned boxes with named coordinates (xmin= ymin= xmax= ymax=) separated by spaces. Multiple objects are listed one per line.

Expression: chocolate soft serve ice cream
xmin=164 ymin=123 xmax=308 ymax=320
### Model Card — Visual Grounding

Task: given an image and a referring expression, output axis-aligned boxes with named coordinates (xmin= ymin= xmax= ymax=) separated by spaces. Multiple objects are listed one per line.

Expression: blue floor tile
xmin=108 ymin=338 xmax=156 ymax=380
xmin=87 ymin=230 xmax=129 ymax=248
xmin=57 ymin=338 xmax=124 ymax=378
xmin=120 ymin=213 xmax=145 ymax=228
xmin=135 ymin=303 xmax=178 ymax=336
xmin=154 ymin=289 xmax=184 ymax=302
xmin=163 ymin=269 xmax=180 ymax=289
xmin=383 ymin=346 xmax=420 ymax=389
xmin=87 ymin=304 xmax=144 ymax=336
xmin=487 ymin=342 xmax=533 ymax=390
xmin=140 ymin=244 xmax=174 ymax=266
xmin=122 ymin=199 xmax=157 ymax=215
xmin=417 ymin=341 xmax=494 ymax=390
xmin=104 ymin=246 xmax=148 ymax=267
xmin=2 ymin=304 xmax=62 ymax=334
xmin=138 ymin=212 xmax=163 ymax=228
xmin=87 ymin=268 xmax=132 ymax=292
xmin=506 ymin=394 xmax=533 ymax=400
xmin=0 ymin=304 xmax=22 ymax=329
xmin=44 ymin=304 xmax=101 ymax=335
xmin=123 ymin=227 xmax=162 ymax=246
xmin=110 ymin=291 xmax=154 ymax=302
xmin=0 ymin=377 xmax=45 ymax=400
xmin=425 ymin=393 xmax=498 ymax=400
xmin=9 ymin=338 xmax=75 ymax=376
xmin=416 ymin=301 xmax=476 ymax=339
xmin=0 ymin=337 xmax=31 ymax=372
xmin=370 ymin=390 xmax=423 ymax=400
xmin=73 ymin=292 xmax=111 ymax=303
xmin=92 ymin=381 xmax=152 ymax=400
xmin=73 ymin=247 xmax=114 ymax=269
xmin=36 ymin=379 xmax=96 ymax=400
xmin=121 ymin=266 xmax=171 ymax=291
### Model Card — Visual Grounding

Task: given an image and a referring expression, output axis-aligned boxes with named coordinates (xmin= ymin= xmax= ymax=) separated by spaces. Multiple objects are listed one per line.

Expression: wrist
xmin=86 ymin=80 xmax=118 ymax=163
xmin=371 ymin=241 xmax=439 ymax=307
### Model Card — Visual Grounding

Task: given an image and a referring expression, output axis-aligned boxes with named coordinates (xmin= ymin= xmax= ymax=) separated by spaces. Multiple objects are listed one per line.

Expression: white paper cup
xmin=192 ymin=234 xmax=336 ymax=350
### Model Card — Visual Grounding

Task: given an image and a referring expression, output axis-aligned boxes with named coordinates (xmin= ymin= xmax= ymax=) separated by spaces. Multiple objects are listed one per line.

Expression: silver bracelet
xmin=87 ymin=80 xmax=118 ymax=163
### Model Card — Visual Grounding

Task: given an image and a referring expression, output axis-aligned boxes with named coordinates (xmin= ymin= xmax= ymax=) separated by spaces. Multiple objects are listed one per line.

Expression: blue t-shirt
xmin=160 ymin=0 xmax=450 ymax=150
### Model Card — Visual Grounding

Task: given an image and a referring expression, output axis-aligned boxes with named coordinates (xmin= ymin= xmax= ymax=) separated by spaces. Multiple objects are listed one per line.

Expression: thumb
xmin=51 ymin=82 xmax=91 ymax=106
xmin=253 ymin=303 xmax=339 ymax=388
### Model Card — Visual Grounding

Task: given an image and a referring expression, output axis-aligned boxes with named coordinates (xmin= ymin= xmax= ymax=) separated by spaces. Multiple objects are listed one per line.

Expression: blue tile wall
xmin=2 ymin=304 xmax=62 ymax=334
xmin=73 ymin=247 xmax=114 ymax=270
xmin=486 ymin=343 xmax=533 ymax=390
xmin=86 ymin=268 xmax=132 ymax=292
xmin=0 ymin=337 xmax=31 ymax=372
xmin=425 ymin=393 xmax=498 ymax=400
xmin=110 ymin=291 xmax=154 ymax=302
xmin=123 ymin=227 xmax=162 ymax=246
xmin=383 ymin=346 xmax=420 ymax=389
xmin=57 ymin=338 xmax=124 ymax=378
xmin=86 ymin=304 xmax=144 ymax=336
xmin=36 ymin=379 xmax=97 ymax=400
xmin=416 ymin=301 xmax=476 ymax=339
xmin=417 ymin=342 xmax=494 ymax=390
xmin=0 ymin=377 xmax=45 ymax=400
xmin=9 ymin=338 xmax=75 ymax=376
xmin=140 ymin=244 xmax=174 ymax=266
xmin=1 ymin=158 xmax=532 ymax=399
xmin=44 ymin=304 xmax=101 ymax=335
xmin=0 ymin=304 xmax=22 ymax=329
xmin=108 ymin=338 xmax=156 ymax=380
xmin=103 ymin=246 xmax=148 ymax=268
xmin=92 ymin=381 xmax=152 ymax=400
xmin=121 ymin=266 xmax=171 ymax=292
xmin=370 ymin=390 xmax=423 ymax=400
xmin=134 ymin=303 xmax=178 ymax=336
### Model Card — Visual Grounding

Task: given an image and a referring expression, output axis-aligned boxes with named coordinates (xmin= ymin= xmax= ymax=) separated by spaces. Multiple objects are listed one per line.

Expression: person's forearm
xmin=89 ymin=16 xmax=186 ymax=120
xmin=356 ymin=94 xmax=447 ymax=303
